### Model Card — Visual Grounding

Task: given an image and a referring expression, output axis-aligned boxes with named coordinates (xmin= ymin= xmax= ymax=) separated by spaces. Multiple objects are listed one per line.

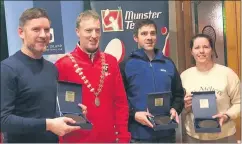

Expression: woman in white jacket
xmin=181 ymin=34 xmax=240 ymax=143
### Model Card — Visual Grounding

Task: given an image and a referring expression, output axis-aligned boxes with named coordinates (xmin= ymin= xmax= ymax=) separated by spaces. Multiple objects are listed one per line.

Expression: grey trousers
xmin=182 ymin=133 xmax=237 ymax=143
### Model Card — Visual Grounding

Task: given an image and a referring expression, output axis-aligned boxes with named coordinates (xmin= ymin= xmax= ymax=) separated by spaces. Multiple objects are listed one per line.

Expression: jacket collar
xmin=71 ymin=42 xmax=100 ymax=62
xmin=130 ymin=48 xmax=166 ymax=62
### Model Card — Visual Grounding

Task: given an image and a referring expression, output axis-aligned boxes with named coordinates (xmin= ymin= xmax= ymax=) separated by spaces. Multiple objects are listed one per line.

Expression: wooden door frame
xmin=225 ymin=1 xmax=241 ymax=78
xmin=224 ymin=1 xmax=241 ymax=141
xmin=175 ymin=1 xmax=193 ymax=142
xmin=175 ymin=1 xmax=193 ymax=74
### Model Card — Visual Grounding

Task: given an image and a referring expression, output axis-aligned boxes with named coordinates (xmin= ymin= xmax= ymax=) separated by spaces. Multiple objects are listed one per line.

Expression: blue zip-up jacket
xmin=120 ymin=48 xmax=184 ymax=140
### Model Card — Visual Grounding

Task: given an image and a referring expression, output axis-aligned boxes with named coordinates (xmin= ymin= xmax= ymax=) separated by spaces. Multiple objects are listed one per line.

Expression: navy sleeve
xmin=170 ymin=63 xmax=184 ymax=115
xmin=1 ymin=63 xmax=46 ymax=134
xmin=119 ymin=59 xmax=129 ymax=91
xmin=119 ymin=59 xmax=136 ymax=119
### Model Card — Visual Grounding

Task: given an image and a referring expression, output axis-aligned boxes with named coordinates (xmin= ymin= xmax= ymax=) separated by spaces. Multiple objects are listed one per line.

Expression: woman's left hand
xmin=212 ymin=113 xmax=230 ymax=126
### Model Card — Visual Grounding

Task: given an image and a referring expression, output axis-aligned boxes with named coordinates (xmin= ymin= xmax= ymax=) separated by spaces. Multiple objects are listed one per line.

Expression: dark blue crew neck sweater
xmin=1 ymin=50 xmax=58 ymax=143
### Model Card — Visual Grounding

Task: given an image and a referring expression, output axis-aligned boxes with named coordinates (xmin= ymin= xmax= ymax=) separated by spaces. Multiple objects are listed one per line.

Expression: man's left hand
xmin=78 ymin=104 xmax=87 ymax=116
xmin=170 ymin=108 xmax=179 ymax=123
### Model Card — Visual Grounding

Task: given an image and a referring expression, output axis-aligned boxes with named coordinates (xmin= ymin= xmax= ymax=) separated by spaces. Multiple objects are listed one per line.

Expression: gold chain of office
xmin=67 ymin=53 xmax=106 ymax=107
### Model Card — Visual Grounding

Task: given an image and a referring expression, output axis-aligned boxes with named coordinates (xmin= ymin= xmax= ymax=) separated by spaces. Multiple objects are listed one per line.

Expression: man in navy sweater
xmin=1 ymin=8 xmax=83 ymax=143
xmin=120 ymin=19 xmax=184 ymax=143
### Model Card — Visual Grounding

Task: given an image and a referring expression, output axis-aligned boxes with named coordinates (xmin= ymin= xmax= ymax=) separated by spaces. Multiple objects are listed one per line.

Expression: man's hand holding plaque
xmin=170 ymin=108 xmax=179 ymax=123
xmin=79 ymin=103 xmax=87 ymax=116
xmin=57 ymin=81 xmax=93 ymax=129
xmin=46 ymin=117 xmax=80 ymax=136
xmin=135 ymin=110 xmax=154 ymax=128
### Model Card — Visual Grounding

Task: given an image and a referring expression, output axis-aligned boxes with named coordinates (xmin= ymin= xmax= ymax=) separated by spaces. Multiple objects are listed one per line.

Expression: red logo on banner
xmin=101 ymin=7 xmax=124 ymax=32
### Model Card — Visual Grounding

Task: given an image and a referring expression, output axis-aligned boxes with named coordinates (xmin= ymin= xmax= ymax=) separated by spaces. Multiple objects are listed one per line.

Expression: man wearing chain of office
xmin=55 ymin=10 xmax=130 ymax=143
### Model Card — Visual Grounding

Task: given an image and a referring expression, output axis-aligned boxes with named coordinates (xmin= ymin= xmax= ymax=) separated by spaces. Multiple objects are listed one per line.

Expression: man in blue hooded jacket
xmin=120 ymin=19 xmax=184 ymax=143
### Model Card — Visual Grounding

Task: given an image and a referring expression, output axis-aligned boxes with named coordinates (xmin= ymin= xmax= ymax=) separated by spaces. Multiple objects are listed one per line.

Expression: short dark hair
xmin=133 ymin=19 xmax=157 ymax=37
xmin=190 ymin=33 xmax=214 ymax=49
xmin=19 ymin=8 xmax=50 ymax=27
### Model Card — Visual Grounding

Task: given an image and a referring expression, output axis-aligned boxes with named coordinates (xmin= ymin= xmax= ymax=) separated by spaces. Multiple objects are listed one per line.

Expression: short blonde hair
xmin=76 ymin=10 xmax=100 ymax=28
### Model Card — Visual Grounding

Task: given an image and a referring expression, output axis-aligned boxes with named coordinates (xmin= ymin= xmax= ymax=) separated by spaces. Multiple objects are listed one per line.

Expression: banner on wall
xmin=91 ymin=1 xmax=170 ymax=62
xmin=4 ymin=1 xmax=86 ymax=63
xmin=4 ymin=1 xmax=169 ymax=63
xmin=33 ymin=1 xmax=65 ymax=55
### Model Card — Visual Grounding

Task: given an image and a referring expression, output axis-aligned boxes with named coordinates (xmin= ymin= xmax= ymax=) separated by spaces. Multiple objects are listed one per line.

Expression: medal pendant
xmin=95 ymin=97 xmax=100 ymax=106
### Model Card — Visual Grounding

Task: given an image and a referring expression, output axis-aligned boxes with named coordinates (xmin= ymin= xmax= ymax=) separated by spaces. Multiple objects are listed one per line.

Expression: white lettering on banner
xmin=124 ymin=10 xmax=162 ymax=30
xmin=125 ymin=11 xmax=162 ymax=20
xmin=125 ymin=21 xmax=135 ymax=29
xmin=101 ymin=7 xmax=163 ymax=32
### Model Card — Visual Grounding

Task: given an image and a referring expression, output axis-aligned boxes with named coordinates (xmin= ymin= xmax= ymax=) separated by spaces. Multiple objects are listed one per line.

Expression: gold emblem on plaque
xmin=200 ymin=99 xmax=209 ymax=108
xmin=155 ymin=98 xmax=163 ymax=106
xmin=65 ymin=91 xmax=75 ymax=102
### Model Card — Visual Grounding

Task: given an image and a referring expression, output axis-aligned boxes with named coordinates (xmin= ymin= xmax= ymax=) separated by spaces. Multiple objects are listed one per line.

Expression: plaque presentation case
xmin=56 ymin=81 xmax=92 ymax=129
xmin=192 ymin=91 xmax=221 ymax=133
xmin=147 ymin=92 xmax=178 ymax=131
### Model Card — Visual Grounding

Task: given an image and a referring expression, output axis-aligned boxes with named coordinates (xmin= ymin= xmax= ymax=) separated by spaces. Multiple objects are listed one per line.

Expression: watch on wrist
xmin=224 ymin=114 xmax=230 ymax=122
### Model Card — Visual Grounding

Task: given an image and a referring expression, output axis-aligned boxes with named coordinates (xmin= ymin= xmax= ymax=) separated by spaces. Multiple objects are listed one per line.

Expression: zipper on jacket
xmin=149 ymin=62 xmax=152 ymax=67
xmin=150 ymin=61 xmax=156 ymax=92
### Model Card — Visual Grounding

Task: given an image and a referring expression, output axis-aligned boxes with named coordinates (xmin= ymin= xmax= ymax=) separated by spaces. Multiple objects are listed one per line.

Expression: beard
xmin=86 ymin=47 xmax=98 ymax=53
xmin=27 ymin=43 xmax=47 ymax=56
xmin=78 ymin=41 xmax=99 ymax=53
